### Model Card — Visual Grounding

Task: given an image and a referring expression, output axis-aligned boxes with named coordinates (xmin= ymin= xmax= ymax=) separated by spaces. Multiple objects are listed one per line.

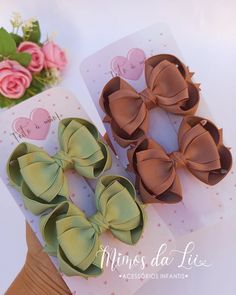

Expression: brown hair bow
xmin=127 ymin=116 xmax=232 ymax=204
xmin=100 ymin=54 xmax=200 ymax=147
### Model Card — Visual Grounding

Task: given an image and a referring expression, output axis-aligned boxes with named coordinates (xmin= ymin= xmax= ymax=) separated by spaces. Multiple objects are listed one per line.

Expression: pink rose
xmin=0 ymin=60 xmax=32 ymax=99
xmin=18 ymin=41 xmax=45 ymax=73
xmin=42 ymin=41 xmax=67 ymax=70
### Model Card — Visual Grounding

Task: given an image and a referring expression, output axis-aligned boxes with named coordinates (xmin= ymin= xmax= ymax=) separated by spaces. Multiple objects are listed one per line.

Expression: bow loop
xmin=179 ymin=116 xmax=232 ymax=184
xmin=95 ymin=175 xmax=146 ymax=244
xmin=146 ymin=59 xmax=189 ymax=107
xmin=40 ymin=201 xmax=103 ymax=278
xmin=129 ymin=138 xmax=182 ymax=204
xmin=58 ymin=118 xmax=112 ymax=178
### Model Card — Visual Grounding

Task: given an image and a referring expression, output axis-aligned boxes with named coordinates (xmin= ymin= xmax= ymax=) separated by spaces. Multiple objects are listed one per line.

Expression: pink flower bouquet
xmin=0 ymin=14 xmax=67 ymax=108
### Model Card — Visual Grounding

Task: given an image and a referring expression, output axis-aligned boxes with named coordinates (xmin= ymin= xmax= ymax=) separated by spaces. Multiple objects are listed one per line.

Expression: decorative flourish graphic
xmin=12 ymin=108 xmax=51 ymax=140
xmin=111 ymin=48 xmax=146 ymax=80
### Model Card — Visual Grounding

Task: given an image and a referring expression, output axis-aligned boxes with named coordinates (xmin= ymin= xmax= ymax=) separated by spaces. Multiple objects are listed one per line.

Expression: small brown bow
xmin=127 ymin=116 xmax=232 ymax=204
xmin=100 ymin=54 xmax=200 ymax=147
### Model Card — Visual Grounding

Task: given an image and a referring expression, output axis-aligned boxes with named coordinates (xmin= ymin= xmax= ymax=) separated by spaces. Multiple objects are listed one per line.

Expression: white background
xmin=0 ymin=0 xmax=236 ymax=294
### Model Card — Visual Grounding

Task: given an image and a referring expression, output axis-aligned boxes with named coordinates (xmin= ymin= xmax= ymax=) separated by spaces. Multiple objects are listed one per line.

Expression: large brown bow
xmin=128 ymin=116 xmax=232 ymax=203
xmin=100 ymin=54 xmax=200 ymax=147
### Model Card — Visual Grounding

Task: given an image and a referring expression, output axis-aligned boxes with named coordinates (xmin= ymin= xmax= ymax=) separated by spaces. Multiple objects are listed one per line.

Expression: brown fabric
xmin=127 ymin=116 xmax=232 ymax=204
xmin=5 ymin=223 xmax=71 ymax=295
xmin=100 ymin=54 xmax=200 ymax=147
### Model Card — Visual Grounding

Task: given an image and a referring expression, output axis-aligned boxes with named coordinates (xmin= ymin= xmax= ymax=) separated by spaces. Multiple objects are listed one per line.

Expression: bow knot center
xmin=89 ymin=212 xmax=109 ymax=235
xmin=53 ymin=150 xmax=73 ymax=170
xmin=139 ymin=87 xmax=157 ymax=109
xmin=169 ymin=151 xmax=186 ymax=168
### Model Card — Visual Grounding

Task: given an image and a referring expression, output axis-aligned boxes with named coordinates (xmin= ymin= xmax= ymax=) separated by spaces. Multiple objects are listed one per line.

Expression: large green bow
xmin=7 ymin=118 xmax=112 ymax=214
xmin=40 ymin=175 xmax=145 ymax=278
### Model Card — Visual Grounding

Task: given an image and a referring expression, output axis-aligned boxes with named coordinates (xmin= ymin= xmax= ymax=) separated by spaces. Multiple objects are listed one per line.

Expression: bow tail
xmin=159 ymin=175 xmax=182 ymax=203
xmin=57 ymin=244 xmax=103 ymax=278
xmin=157 ymin=88 xmax=189 ymax=107
xmin=110 ymin=124 xmax=143 ymax=147
xmin=138 ymin=174 xmax=182 ymax=204
xmin=21 ymin=181 xmax=67 ymax=215
xmin=110 ymin=202 xmax=145 ymax=245
xmin=110 ymin=228 xmax=133 ymax=245
xmin=187 ymin=155 xmax=232 ymax=185
xmin=110 ymin=114 xmax=148 ymax=147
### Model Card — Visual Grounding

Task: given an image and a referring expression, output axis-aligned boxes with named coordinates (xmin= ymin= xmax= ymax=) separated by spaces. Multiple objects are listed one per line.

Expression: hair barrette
xmin=40 ymin=175 xmax=146 ymax=278
xmin=100 ymin=54 xmax=200 ymax=147
xmin=127 ymin=116 xmax=232 ymax=203
xmin=7 ymin=118 xmax=112 ymax=214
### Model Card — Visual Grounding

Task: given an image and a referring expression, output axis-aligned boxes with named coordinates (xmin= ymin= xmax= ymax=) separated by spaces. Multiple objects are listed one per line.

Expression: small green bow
xmin=7 ymin=118 xmax=112 ymax=214
xmin=40 ymin=175 xmax=146 ymax=278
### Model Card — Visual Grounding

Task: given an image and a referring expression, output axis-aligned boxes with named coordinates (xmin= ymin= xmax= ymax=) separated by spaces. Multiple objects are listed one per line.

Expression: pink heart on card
xmin=12 ymin=108 xmax=51 ymax=140
xmin=111 ymin=48 xmax=146 ymax=80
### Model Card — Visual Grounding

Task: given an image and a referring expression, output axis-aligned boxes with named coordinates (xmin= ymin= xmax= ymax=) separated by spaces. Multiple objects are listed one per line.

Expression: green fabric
xmin=6 ymin=118 xmax=112 ymax=215
xmin=40 ymin=175 xmax=146 ymax=278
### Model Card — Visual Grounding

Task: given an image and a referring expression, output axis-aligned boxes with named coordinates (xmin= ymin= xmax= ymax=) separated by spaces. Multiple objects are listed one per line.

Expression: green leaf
xmin=23 ymin=21 xmax=41 ymax=43
xmin=10 ymin=33 xmax=23 ymax=46
xmin=0 ymin=92 xmax=30 ymax=108
xmin=0 ymin=94 xmax=14 ymax=108
xmin=31 ymin=77 xmax=45 ymax=91
xmin=9 ymin=52 xmax=32 ymax=67
xmin=0 ymin=81 xmax=46 ymax=108
xmin=0 ymin=27 xmax=17 ymax=56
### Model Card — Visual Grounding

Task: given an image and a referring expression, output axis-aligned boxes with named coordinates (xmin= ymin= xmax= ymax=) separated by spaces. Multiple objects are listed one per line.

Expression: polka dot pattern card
xmin=80 ymin=23 xmax=236 ymax=237
xmin=0 ymin=87 xmax=174 ymax=295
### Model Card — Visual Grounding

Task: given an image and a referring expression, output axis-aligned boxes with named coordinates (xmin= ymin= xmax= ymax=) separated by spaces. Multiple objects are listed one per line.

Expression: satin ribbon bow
xmin=40 ymin=175 xmax=145 ymax=278
xmin=128 ymin=116 xmax=232 ymax=203
xmin=7 ymin=118 xmax=112 ymax=214
xmin=100 ymin=54 xmax=200 ymax=147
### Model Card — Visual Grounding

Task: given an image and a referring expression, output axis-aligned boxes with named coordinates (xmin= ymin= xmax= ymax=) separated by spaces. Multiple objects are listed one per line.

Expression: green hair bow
xmin=40 ymin=175 xmax=145 ymax=278
xmin=7 ymin=118 xmax=112 ymax=214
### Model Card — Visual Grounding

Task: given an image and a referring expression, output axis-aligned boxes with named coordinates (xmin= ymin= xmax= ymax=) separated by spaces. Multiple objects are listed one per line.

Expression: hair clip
xmin=100 ymin=54 xmax=200 ymax=147
xmin=127 ymin=116 xmax=232 ymax=203
xmin=40 ymin=175 xmax=146 ymax=278
xmin=7 ymin=118 xmax=112 ymax=214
